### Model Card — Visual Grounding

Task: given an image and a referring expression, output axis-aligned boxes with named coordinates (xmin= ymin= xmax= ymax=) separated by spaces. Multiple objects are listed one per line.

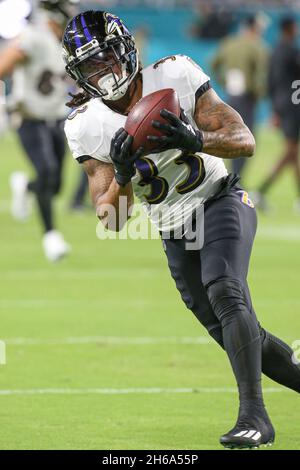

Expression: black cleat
xmin=220 ymin=417 xmax=275 ymax=449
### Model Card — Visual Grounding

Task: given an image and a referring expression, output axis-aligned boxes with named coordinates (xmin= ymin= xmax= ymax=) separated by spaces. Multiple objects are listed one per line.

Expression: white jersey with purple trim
xmin=10 ymin=18 xmax=68 ymax=121
xmin=65 ymin=54 xmax=228 ymax=232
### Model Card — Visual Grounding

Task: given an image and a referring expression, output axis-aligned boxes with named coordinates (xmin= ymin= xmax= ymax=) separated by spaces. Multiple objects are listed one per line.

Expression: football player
xmin=63 ymin=10 xmax=300 ymax=448
xmin=0 ymin=0 xmax=79 ymax=261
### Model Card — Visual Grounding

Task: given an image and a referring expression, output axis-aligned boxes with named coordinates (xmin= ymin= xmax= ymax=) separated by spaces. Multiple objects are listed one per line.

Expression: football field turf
xmin=0 ymin=127 xmax=299 ymax=450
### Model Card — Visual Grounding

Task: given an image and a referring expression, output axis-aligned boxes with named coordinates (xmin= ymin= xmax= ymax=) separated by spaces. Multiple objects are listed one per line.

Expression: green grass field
xmin=0 ymin=126 xmax=299 ymax=450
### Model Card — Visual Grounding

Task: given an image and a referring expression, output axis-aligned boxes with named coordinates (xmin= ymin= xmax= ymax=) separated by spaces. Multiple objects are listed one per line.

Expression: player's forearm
xmin=0 ymin=62 xmax=13 ymax=79
xmin=0 ymin=57 xmax=13 ymax=78
xmin=194 ymin=89 xmax=256 ymax=159
xmin=202 ymin=124 xmax=256 ymax=159
xmin=95 ymin=178 xmax=133 ymax=232
xmin=0 ymin=45 xmax=26 ymax=79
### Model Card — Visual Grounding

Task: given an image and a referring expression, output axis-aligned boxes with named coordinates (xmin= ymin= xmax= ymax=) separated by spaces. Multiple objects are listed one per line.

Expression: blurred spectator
xmin=252 ymin=17 xmax=300 ymax=212
xmin=211 ymin=13 xmax=269 ymax=176
xmin=190 ymin=1 xmax=234 ymax=40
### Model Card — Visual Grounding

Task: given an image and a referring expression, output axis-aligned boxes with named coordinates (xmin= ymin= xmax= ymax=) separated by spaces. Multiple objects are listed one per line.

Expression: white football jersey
xmin=10 ymin=18 xmax=68 ymax=121
xmin=65 ymin=54 xmax=228 ymax=232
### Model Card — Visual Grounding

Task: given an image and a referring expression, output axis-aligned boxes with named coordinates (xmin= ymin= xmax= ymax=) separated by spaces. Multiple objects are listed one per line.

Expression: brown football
xmin=124 ymin=88 xmax=180 ymax=154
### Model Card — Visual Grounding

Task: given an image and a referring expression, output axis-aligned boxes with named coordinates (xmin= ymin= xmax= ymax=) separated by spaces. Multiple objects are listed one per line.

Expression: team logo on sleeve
xmin=67 ymin=105 xmax=88 ymax=120
xmin=237 ymin=190 xmax=255 ymax=208
xmin=153 ymin=55 xmax=177 ymax=69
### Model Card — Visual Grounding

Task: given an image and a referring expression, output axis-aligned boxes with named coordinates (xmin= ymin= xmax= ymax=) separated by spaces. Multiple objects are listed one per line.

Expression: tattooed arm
xmin=194 ymin=88 xmax=256 ymax=159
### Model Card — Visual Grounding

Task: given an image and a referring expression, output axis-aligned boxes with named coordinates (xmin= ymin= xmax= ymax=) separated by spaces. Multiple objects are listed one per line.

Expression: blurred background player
xmin=211 ymin=13 xmax=269 ymax=177
xmin=0 ymin=0 xmax=80 ymax=261
xmin=252 ymin=17 xmax=300 ymax=212
xmin=0 ymin=78 xmax=8 ymax=136
xmin=70 ymin=170 xmax=89 ymax=211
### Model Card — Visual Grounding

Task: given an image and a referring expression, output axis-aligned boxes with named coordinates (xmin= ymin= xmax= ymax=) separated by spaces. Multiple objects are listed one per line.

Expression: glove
xmin=147 ymin=108 xmax=203 ymax=153
xmin=110 ymin=128 xmax=144 ymax=187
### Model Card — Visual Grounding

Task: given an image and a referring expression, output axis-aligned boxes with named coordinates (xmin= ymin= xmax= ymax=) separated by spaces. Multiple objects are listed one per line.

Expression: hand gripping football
xmin=124 ymin=88 xmax=180 ymax=154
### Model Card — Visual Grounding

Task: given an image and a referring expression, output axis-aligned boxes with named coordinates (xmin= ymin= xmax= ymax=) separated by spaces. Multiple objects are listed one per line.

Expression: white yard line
xmin=3 ymin=336 xmax=212 ymax=346
xmin=0 ymin=387 xmax=288 ymax=396
xmin=257 ymin=226 xmax=300 ymax=241
xmin=0 ymin=299 xmax=157 ymax=308
xmin=3 ymin=267 xmax=163 ymax=280
xmin=0 ymin=224 xmax=299 ymax=243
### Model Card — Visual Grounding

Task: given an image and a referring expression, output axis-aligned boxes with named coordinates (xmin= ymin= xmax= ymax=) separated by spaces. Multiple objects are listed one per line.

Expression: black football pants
xmin=162 ymin=180 xmax=300 ymax=393
xmin=17 ymin=118 xmax=66 ymax=232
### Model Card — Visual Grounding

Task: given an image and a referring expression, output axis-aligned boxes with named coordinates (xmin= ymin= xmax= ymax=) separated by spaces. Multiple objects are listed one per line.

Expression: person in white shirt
xmin=0 ymin=0 xmax=79 ymax=261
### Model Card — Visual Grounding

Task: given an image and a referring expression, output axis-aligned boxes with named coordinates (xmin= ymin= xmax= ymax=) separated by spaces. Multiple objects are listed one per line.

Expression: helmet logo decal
xmin=104 ymin=12 xmax=131 ymax=37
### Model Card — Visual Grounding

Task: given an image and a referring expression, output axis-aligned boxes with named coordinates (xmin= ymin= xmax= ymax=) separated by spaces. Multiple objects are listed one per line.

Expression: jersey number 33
xmin=135 ymin=152 xmax=206 ymax=204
